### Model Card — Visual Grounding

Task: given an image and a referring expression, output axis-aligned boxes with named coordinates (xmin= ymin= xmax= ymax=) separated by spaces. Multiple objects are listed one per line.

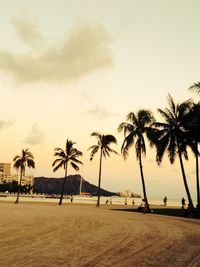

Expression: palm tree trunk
xmin=138 ymin=153 xmax=150 ymax=212
xmin=59 ymin=162 xmax=68 ymax=206
xmin=96 ymin=149 xmax=103 ymax=207
xmin=195 ymin=142 xmax=200 ymax=209
xmin=178 ymin=148 xmax=194 ymax=209
xmin=15 ymin=168 xmax=23 ymax=204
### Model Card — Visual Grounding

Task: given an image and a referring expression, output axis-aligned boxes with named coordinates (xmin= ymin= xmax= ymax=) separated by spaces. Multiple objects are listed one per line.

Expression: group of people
xmin=105 ymin=196 xmax=187 ymax=209
xmin=105 ymin=198 xmax=135 ymax=205
xmin=163 ymin=196 xmax=186 ymax=209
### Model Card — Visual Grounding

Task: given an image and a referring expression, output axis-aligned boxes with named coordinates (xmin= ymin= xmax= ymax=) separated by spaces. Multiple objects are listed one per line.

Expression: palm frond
xmin=118 ymin=122 xmax=134 ymax=138
xmin=188 ymin=82 xmax=200 ymax=94
xmin=13 ymin=155 xmax=21 ymax=162
xmin=52 ymin=158 xmax=63 ymax=167
xmin=157 ymin=108 xmax=172 ymax=122
xmin=90 ymin=132 xmax=102 ymax=139
xmin=26 ymin=159 xmax=35 ymax=168
xmin=156 ymin=134 xmax=169 ymax=164
xmin=167 ymin=134 xmax=176 ymax=164
xmin=70 ymin=162 xmax=79 ymax=171
xmin=121 ymin=132 xmax=134 ymax=159
xmin=70 ymin=157 xmax=83 ymax=165
xmin=167 ymin=94 xmax=176 ymax=115
xmin=53 ymin=161 xmax=64 ymax=172
xmin=89 ymin=146 xmax=99 ymax=161
xmin=102 ymin=149 xmax=108 ymax=158
xmin=137 ymin=109 xmax=155 ymax=125
xmin=103 ymin=134 xmax=117 ymax=145
xmin=106 ymin=146 xmax=118 ymax=155
xmin=126 ymin=112 xmax=137 ymax=124
xmin=13 ymin=160 xmax=23 ymax=170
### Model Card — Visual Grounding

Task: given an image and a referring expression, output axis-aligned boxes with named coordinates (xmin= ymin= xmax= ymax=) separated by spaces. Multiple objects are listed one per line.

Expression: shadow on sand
xmin=110 ymin=207 xmax=187 ymax=218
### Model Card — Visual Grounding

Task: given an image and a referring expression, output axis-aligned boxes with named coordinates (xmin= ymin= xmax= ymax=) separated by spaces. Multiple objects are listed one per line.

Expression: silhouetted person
xmin=181 ymin=197 xmax=186 ymax=209
xmin=138 ymin=199 xmax=145 ymax=212
xmin=163 ymin=196 xmax=167 ymax=206
xmin=71 ymin=195 xmax=73 ymax=203
xmin=132 ymin=199 xmax=135 ymax=205
xmin=125 ymin=198 xmax=128 ymax=205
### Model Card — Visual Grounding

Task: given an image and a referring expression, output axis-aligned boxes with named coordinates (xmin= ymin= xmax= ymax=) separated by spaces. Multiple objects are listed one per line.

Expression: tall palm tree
xmin=13 ymin=148 xmax=35 ymax=204
xmin=184 ymin=102 xmax=200 ymax=209
xmin=153 ymin=95 xmax=194 ymax=209
xmin=118 ymin=110 xmax=155 ymax=212
xmin=52 ymin=139 xmax=83 ymax=205
xmin=88 ymin=132 xmax=118 ymax=207
xmin=189 ymin=82 xmax=200 ymax=95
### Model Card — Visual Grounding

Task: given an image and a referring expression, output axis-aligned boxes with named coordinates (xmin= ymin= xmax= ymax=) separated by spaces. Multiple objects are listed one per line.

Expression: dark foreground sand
xmin=0 ymin=202 xmax=200 ymax=267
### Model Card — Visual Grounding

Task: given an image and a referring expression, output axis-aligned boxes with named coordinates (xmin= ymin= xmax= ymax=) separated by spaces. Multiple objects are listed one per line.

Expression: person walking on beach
xmin=125 ymin=198 xmax=128 ymax=205
xmin=163 ymin=196 xmax=167 ymax=206
xmin=181 ymin=197 xmax=186 ymax=209
xmin=70 ymin=195 xmax=74 ymax=203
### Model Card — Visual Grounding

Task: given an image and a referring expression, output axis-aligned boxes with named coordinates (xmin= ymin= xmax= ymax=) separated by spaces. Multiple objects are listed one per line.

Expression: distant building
xmin=2 ymin=175 xmax=34 ymax=186
xmin=0 ymin=162 xmax=34 ymax=186
xmin=0 ymin=163 xmax=11 ymax=177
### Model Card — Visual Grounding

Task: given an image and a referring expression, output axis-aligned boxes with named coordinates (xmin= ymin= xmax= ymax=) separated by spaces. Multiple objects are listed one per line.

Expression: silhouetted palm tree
xmin=118 ymin=110 xmax=155 ymax=212
xmin=13 ymin=148 xmax=35 ymax=204
xmin=153 ymin=95 xmax=194 ymax=209
xmin=52 ymin=139 xmax=83 ymax=205
xmin=189 ymin=82 xmax=200 ymax=94
xmin=88 ymin=132 xmax=118 ymax=207
xmin=184 ymin=102 xmax=200 ymax=209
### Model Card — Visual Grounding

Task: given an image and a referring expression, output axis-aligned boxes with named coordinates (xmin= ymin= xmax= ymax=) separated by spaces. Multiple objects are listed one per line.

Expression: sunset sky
xmin=0 ymin=0 xmax=199 ymax=199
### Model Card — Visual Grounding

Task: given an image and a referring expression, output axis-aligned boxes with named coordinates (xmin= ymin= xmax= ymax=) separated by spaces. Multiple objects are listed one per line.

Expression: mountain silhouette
xmin=33 ymin=175 xmax=116 ymax=196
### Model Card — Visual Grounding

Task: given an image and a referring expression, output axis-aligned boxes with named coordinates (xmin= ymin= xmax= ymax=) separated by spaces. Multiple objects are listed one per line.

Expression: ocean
xmin=0 ymin=194 xmax=197 ymax=207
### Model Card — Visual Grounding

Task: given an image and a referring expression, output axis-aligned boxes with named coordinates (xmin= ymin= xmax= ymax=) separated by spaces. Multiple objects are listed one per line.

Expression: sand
xmin=0 ymin=203 xmax=200 ymax=267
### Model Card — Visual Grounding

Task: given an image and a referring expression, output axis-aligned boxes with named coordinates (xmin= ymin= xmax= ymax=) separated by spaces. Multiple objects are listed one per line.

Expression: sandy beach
xmin=0 ymin=202 xmax=200 ymax=267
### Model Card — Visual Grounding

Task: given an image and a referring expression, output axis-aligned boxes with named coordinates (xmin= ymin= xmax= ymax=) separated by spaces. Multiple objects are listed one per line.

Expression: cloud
xmin=11 ymin=18 xmax=45 ymax=49
xmin=0 ymin=119 xmax=14 ymax=130
xmin=0 ymin=18 xmax=113 ymax=84
xmin=23 ymin=124 xmax=45 ymax=145
xmin=83 ymin=105 xmax=115 ymax=119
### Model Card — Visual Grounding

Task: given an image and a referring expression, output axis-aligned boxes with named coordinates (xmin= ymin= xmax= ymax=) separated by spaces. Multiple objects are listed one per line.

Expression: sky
xmin=0 ymin=0 xmax=200 ymax=199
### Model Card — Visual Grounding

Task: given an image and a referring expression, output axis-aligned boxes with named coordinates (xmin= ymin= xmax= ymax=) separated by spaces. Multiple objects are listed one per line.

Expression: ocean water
xmin=0 ymin=194 xmax=197 ymax=207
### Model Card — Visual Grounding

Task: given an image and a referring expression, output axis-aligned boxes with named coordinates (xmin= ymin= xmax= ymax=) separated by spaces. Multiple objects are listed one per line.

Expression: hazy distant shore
xmin=0 ymin=194 xmax=196 ymax=208
xmin=0 ymin=202 xmax=200 ymax=267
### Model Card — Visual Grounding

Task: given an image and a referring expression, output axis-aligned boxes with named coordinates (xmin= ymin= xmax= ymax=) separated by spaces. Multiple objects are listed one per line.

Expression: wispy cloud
xmin=0 ymin=18 xmax=113 ymax=84
xmin=11 ymin=18 xmax=45 ymax=49
xmin=23 ymin=124 xmax=45 ymax=145
xmin=0 ymin=119 xmax=14 ymax=130
xmin=83 ymin=105 xmax=116 ymax=119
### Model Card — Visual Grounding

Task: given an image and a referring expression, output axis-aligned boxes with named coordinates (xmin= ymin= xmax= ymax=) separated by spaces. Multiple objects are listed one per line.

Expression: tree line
xmin=0 ymin=180 xmax=32 ymax=194
xmin=11 ymin=83 xmax=200 ymax=216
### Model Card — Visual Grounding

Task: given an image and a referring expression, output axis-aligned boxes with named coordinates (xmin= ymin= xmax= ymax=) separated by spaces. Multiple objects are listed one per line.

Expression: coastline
xmin=0 ymin=194 xmax=193 ymax=208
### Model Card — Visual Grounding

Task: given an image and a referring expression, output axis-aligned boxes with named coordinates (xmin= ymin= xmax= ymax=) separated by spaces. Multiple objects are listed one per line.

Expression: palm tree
xmin=52 ymin=139 xmax=83 ymax=205
xmin=184 ymin=102 xmax=200 ymax=209
xmin=88 ymin=132 xmax=118 ymax=207
xmin=189 ymin=82 xmax=200 ymax=94
xmin=153 ymin=95 xmax=194 ymax=209
xmin=118 ymin=110 xmax=155 ymax=212
xmin=13 ymin=148 xmax=35 ymax=204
